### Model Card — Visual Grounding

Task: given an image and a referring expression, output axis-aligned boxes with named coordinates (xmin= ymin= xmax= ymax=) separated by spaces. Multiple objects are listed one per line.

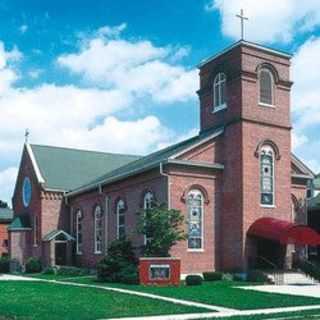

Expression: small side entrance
xmin=55 ymin=242 xmax=67 ymax=266
xmin=43 ymin=230 xmax=74 ymax=267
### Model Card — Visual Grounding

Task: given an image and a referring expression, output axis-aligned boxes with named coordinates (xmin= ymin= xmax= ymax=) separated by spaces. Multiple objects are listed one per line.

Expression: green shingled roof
xmin=30 ymin=144 xmax=140 ymax=191
xmin=69 ymin=126 xmax=225 ymax=196
xmin=8 ymin=215 xmax=31 ymax=230
xmin=0 ymin=206 xmax=13 ymax=222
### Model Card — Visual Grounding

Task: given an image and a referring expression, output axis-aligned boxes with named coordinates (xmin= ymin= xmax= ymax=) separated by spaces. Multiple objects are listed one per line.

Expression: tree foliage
xmin=137 ymin=203 xmax=187 ymax=257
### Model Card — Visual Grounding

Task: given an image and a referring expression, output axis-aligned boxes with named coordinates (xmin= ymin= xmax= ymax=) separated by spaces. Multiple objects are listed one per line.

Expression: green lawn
xmin=202 ymin=309 xmax=320 ymax=319
xmin=0 ymin=281 xmax=206 ymax=320
xmin=64 ymin=278 xmax=320 ymax=310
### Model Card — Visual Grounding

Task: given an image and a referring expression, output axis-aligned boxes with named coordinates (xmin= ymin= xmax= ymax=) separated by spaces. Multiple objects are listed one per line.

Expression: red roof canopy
xmin=248 ymin=217 xmax=320 ymax=246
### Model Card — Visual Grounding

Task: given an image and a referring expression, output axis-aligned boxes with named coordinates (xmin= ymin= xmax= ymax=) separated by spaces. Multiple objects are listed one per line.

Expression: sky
xmin=1 ymin=0 xmax=320 ymax=205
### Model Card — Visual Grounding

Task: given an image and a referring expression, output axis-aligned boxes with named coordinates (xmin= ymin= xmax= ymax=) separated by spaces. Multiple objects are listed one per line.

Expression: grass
xmin=64 ymin=278 xmax=320 ymax=310
xmin=202 ymin=308 xmax=320 ymax=319
xmin=0 ymin=281 xmax=207 ymax=320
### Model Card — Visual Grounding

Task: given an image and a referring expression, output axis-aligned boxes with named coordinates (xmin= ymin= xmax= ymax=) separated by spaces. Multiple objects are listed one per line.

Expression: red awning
xmin=248 ymin=217 xmax=320 ymax=246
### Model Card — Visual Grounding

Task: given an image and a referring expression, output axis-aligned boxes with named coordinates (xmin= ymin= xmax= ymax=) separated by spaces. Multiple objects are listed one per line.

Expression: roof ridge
xmin=30 ymin=143 xmax=140 ymax=158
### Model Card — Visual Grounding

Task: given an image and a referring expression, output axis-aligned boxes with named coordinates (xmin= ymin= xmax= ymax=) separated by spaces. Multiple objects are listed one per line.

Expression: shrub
xmin=247 ymin=270 xmax=270 ymax=283
xmin=136 ymin=203 xmax=187 ymax=257
xmin=203 ymin=271 xmax=223 ymax=281
xmin=56 ymin=266 xmax=88 ymax=276
xmin=297 ymin=260 xmax=320 ymax=281
xmin=42 ymin=267 xmax=57 ymax=275
xmin=0 ymin=256 xmax=10 ymax=273
xmin=97 ymin=239 xmax=138 ymax=284
xmin=185 ymin=275 xmax=203 ymax=286
xmin=25 ymin=257 xmax=42 ymax=273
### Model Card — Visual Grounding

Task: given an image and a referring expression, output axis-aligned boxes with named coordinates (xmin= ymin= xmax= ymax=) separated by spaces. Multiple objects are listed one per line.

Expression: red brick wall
xmin=198 ymin=43 xmax=294 ymax=271
xmin=168 ymin=165 xmax=223 ymax=274
xmin=69 ymin=169 xmax=168 ymax=268
xmin=0 ymin=223 xmax=9 ymax=256
xmin=11 ymin=146 xmax=68 ymax=264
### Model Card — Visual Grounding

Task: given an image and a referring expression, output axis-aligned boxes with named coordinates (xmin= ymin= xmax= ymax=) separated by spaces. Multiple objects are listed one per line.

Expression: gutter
xmin=160 ymin=162 xmax=171 ymax=209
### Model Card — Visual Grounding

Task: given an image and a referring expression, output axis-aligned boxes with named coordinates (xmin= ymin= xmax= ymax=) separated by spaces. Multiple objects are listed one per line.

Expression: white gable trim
xmin=170 ymin=127 xmax=224 ymax=160
xmin=26 ymin=144 xmax=45 ymax=184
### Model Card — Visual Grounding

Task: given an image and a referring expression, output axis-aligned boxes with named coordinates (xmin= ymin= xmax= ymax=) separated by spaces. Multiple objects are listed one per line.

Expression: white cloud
xmin=0 ymin=167 xmax=18 ymax=205
xmin=19 ymin=24 xmax=28 ymax=34
xmin=57 ymin=24 xmax=197 ymax=103
xmin=209 ymin=0 xmax=320 ymax=43
xmin=97 ymin=23 xmax=127 ymax=38
xmin=0 ymin=28 xmax=198 ymax=201
xmin=28 ymin=69 xmax=43 ymax=79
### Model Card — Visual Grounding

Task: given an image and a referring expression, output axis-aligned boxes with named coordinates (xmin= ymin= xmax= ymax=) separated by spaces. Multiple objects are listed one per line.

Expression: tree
xmin=137 ymin=203 xmax=187 ymax=257
xmin=0 ymin=200 xmax=8 ymax=208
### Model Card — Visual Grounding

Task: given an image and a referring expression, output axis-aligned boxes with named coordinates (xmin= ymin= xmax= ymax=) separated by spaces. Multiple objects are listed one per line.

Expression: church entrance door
xmin=55 ymin=242 xmax=67 ymax=266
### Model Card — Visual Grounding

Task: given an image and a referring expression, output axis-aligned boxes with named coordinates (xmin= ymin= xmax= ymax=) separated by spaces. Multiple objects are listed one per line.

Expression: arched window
xmin=187 ymin=189 xmax=204 ymax=250
xmin=260 ymin=145 xmax=275 ymax=206
xmin=143 ymin=192 xmax=154 ymax=245
xmin=144 ymin=192 xmax=154 ymax=210
xmin=76 ymin=210 xmax=83 ymax=255
xmin=116 ymin=200 xmax=126 ymax=239
xmin=213 ymin=72 xmax=227 ymax=111
xmin=94 ymin=206 xmax=103 ymax=254
xmin=259 ymin=69 xmax=274 ymax=106
xmin=33 ymin=215 xmax=38 ymax=247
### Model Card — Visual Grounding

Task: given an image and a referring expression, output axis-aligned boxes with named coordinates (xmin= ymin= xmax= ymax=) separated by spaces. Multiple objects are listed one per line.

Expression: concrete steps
xmin=266 ymin=271 xmax=318 ymax=285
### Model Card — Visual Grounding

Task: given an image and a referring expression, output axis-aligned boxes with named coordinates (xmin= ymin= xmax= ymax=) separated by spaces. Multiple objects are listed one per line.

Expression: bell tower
xmin=197 ymin=41 xmax=293 ymax=270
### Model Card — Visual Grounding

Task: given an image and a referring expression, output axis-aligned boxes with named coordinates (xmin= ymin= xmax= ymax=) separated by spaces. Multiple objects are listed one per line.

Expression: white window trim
xmin=33 ymin=215 xmax=38 ymax=247
xmin=260 ymin=145 xmax=276 ymax=207
xmin=116 ymin=200 xmax=125 ymax=240
xmin=143 ymin=192 xmax=154 ymax=245
xmin=213 ymin=73 xmax=227 ymax=112
xmin=94 ymin=206 xmax=103 ymax=255
xmin=76 ymin=210 xmax=83 ymax=255
xmin=187 ymin=189 xmax=204 ymax=251
xmin=259 ymin=68 xmax=275 ymax=107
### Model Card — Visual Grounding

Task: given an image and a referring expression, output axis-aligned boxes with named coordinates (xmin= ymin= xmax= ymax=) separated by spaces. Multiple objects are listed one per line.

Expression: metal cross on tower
xmin=25 ymin=128 xmax=30 ymax=144
xmin=236 ymin=9 xmax=249 ymax=40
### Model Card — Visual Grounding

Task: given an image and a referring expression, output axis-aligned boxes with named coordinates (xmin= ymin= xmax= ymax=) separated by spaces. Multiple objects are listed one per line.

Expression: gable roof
xmin=8 ymin=215 xmax=31 ymax=230
xmin=0 ymin=206 xmax=13 ymax=222
xmin=291 ymin=153 xmax=315 ymax=179
xmin=29 ymin=144 xmax=140 ymax=192
xmin=43 ymin=229 xmax=74 ymax=242
xmin=67 ymin=126 xmax=225 ymax=197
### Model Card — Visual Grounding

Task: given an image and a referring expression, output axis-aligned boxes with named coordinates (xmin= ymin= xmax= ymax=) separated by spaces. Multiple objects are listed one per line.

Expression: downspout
xmin=160 ymin=162 xmax=171 ymax=209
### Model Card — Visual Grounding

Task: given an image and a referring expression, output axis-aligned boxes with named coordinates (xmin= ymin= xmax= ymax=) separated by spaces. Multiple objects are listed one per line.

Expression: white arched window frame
xmin=94 ymin=206 xmax=103 ymax=254
xmin=213 ymin=72 xmax=227 ymax=112
xmin=116 ymin=200 xmax=126 ymax=240
xmin=260 ymin=145 xmax=275 ymax=207
xmin=144 ymin=192 xmax=154 ymax=245
xmin=259 ymin=68 xmax=274 ymax=106
xmin=187 ymin=189 xmax=204 ymax=250
xmin=76 ymin=210 xmax=83 ymax=255
xmin=33 ymin=215 xmax=38 ymax=247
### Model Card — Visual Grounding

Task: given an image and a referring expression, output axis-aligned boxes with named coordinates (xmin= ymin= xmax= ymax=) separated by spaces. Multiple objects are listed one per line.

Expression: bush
xmin=42 ymin=267 xmax=57 ymax=275
xmin=247 ymin=270 xmax=270 ymax=283
xmin=56 ymin=266 xmax=88 ymax=276
xmin=185 ymin=275 xmax=203 ymax=286
xmin=0 ymin=256 xmax=10 ymax=273
xmin=297 ymin=260 xmax=320 ymax=281
xmin=97 ymin=239 xmax=138 ymax=284
xmin=232 ymin=273 xmax=245 ymax=281
xmin=203 ymin=271 xmax=223 ymax=281
xmin=25 ymin=257 xmax=42 ymax=273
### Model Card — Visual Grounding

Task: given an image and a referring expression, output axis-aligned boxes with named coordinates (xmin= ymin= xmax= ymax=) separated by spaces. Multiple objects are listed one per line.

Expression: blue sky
xmin=1 ymin=0 xmax=320 ymax=204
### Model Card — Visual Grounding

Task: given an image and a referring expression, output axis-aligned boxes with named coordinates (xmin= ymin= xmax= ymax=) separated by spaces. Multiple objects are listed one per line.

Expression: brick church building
xmin=9 ymin=40 xmax=318 ymax=275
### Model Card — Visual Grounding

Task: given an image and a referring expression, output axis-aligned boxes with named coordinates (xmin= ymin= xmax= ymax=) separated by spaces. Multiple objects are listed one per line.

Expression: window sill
xmin=259 ymin=102 xmax=276 ymax=108
xmin=76 ymin=252 xmax=83 ymax=256
xmin=94 ymin=251 xmax=102 ymax=255
xmin=212 ymin=104 xmax=227 ymax=113
xmin=260 ymin=204 xmax=276 ymax=208
xmin=187 ymin=249 xmax=204 ymax=253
